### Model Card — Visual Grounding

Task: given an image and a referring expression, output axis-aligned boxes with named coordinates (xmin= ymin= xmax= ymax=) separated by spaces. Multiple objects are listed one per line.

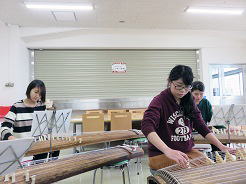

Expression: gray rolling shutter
xmin=34 ymin=49 xmax=197 ymax=100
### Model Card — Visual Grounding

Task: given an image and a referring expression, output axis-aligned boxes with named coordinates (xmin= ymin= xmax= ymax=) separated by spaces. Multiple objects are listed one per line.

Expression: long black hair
xmin=168 ymin=65 xmax=196 ymax=119
xmin=191 ymin=81 xmax=205 ymax=92
xmin=26 ymin=79 xmax=46 ymax=103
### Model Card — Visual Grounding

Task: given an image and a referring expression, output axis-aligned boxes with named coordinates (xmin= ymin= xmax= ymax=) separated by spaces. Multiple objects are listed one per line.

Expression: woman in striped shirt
xmin=1 ymin=79 xmax=59 ymax=160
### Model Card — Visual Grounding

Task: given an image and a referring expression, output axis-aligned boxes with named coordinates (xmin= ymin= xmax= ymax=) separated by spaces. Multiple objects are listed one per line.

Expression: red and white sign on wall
xmin=112 ymin=62 xmax=127 ymax=73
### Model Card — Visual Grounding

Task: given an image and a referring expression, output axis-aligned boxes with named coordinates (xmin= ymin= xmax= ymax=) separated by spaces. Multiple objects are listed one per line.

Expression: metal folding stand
xmin=31 ymin=109 xmax=72 ymax=160
xmin=226 ymin=104 xmax=234 ymax=146
xmin=210 ymin=104 xmax=246 ymax=147
xmin=0 ymin=137 xmax=34 ymax=176
xmin=49 ymin=110 xmax=56 ymax=158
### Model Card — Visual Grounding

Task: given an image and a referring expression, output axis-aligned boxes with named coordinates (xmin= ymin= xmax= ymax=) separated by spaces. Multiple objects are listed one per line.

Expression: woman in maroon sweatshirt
xmin=141 ymin=65 xmax=232 ymax=171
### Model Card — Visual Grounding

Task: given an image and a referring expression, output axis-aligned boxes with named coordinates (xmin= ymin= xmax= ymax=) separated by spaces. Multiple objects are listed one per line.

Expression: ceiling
xmin=1 ymin=0 xmax=246 ymax=31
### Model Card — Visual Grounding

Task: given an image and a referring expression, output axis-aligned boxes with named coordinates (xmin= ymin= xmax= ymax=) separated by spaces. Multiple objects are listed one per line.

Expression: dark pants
xmin=33 ymin=150 xmax=60 ymax=160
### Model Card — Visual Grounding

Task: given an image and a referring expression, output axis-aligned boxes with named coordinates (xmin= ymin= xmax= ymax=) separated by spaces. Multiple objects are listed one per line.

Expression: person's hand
xmin=163 ymin=148 xmax=189 ymax=168
xmin=8 ymin=136 xmax=16 ymax=140
xmin=219 ymin=145 xmax=234 ymax=153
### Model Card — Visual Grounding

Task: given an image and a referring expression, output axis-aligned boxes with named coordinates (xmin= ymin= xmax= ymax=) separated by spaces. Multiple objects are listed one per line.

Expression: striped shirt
xmin=1 ymin=100 xmax=46 ymax=140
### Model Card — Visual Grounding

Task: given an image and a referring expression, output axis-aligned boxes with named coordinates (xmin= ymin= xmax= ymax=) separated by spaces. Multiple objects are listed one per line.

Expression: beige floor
xmin=57 ymin=145 xmax=150 ymax=184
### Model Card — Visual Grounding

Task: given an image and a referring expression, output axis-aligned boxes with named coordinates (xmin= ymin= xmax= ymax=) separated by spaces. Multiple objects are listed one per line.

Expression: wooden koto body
xmin=26 ymin=130 xmax=144 ymax=156
xmin=193 ymin=133 xmax=246 ymax=144
xmin=148 ymin=159 xmax=246 ymax=184
xmin=1 ymin=146 xmax=144 ymax=184
xmin=148 ymin=149 xmax=246 ymax=184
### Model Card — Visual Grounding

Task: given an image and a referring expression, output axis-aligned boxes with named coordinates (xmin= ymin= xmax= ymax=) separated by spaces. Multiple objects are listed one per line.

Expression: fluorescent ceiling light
xmin=186 ymin=6 xmax=244 ymax=15
xmin=24 ymin=2 xmax=93 ymax=10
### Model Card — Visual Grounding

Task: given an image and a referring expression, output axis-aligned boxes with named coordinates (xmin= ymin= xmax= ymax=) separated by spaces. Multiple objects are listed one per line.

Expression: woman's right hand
xmin=163 ymin=148 xmax=189 ymax=168
xmin=8 ymin=136 xmax=16 ymax=140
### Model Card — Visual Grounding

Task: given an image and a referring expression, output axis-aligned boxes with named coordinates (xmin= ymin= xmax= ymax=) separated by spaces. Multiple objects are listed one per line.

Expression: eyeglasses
xmin=172 ymin=82 xmax=192 ymax=91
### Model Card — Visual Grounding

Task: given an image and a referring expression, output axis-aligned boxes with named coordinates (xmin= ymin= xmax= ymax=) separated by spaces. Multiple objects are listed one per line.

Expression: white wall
xmin=1 ymin=25 xmax=246 ymax=105
xmin=0 ymin=24 xmax=29 ymax=105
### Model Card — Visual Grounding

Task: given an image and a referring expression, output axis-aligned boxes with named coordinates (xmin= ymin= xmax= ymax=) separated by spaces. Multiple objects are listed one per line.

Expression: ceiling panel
xmin=0 ymin=0 xmax=246 ymax=30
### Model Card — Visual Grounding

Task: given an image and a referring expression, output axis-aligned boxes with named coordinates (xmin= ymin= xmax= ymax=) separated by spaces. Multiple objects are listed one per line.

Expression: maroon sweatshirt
xmin=141 ymin=88 xmax=211 ymax=157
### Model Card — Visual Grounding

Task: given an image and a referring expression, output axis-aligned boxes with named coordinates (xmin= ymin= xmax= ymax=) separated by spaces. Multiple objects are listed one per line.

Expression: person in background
xmin=191 ymin=81 xmax=225 ymax=152
xmin=0 ymin=79 xmax=59 ymax=160
xmin=141 ymin=65 xmax=233 ymax=173
xmin=191 ymin=81 xmax=213 ymax=125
